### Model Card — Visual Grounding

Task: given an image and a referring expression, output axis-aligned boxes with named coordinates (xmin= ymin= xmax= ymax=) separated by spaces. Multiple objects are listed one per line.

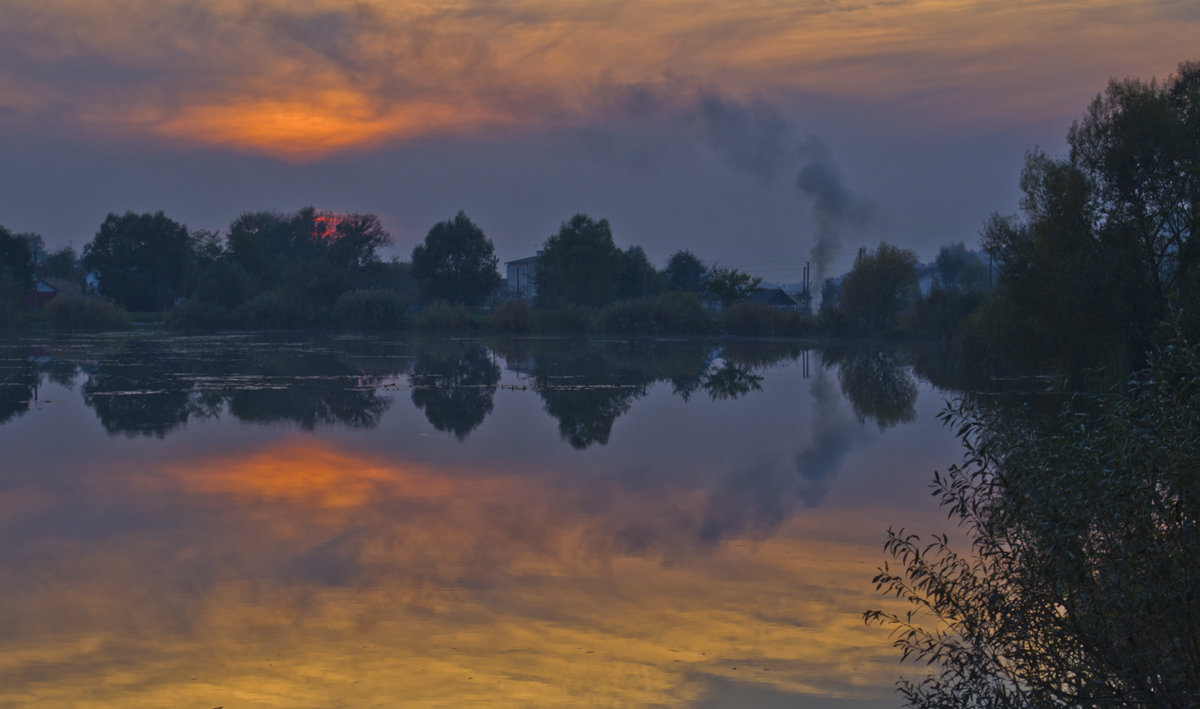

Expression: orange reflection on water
xmin=0 ymin=438 xmax=923 ymax=707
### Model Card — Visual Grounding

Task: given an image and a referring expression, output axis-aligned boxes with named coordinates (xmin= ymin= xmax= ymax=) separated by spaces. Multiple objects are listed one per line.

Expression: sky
xmin=1 ymin=0 xmax=1198 ymax=283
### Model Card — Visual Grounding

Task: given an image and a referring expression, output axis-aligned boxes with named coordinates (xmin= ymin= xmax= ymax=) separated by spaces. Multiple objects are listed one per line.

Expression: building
xmin=506 ymin=255 xmax=539 ymax=301
xmin=749 ymin=287 xmax=799 ymax=310
xmin=25 ymin=278 xmax=58 ymax=308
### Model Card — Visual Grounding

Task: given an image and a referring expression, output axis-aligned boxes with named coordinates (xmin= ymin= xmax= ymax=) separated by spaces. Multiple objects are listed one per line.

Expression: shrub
xmin=867 ymin=336 xmax=1200 ymax=706
xmin=530 ymin=306 xmax=592 ymax=334
xmin=721 ymin=302 xmax=810 ymax=337
xmin=233 ymin=291 xmax=325 ymax=329
xmin=488 ymin=299 xmax=532 ymax=333
xmin=0 ymin=303 xmax=23 ymax=330
xmin=905 ymin=288 xmax=984 ymax=341
xmin=413 ymin=300 xmax=473 ymax=332
xmin=597 ymin=293 xmax=714 ymax=335
xmin=334 ymin=289 xmax=409 ymax=330
xmin=43 ymin=296 xmax=130 ymax=331
xmin=165 ymin=299 xmax=229 ymax=330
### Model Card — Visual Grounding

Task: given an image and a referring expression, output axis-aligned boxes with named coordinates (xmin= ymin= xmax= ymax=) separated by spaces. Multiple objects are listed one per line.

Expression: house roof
xmin=749 ymin=288 xmax=797 ymax=306
xmin=505 ymin=256 xmax=539 ymax=266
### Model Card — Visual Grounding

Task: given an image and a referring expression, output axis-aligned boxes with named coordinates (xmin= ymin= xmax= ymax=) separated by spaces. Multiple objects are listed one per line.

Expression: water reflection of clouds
xmin=0 ymin=336 xmax=958 ymax=706
xmin=0 ymin=434 xmax=933 ymax=707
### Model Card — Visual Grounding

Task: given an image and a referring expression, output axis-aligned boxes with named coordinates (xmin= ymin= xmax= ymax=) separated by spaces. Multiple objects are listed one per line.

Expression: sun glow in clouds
xmin=2 ymin=0 xmax=1197 ymax=158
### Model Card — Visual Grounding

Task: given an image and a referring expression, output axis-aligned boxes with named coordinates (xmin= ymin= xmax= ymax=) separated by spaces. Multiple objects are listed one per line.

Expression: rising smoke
xmin=685 ymin=93 xmax=873 ymax=291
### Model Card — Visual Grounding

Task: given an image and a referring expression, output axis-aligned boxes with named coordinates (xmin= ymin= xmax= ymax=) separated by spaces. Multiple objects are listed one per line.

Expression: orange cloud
xmin=3 ymin=1 xmax=1197 ymax=154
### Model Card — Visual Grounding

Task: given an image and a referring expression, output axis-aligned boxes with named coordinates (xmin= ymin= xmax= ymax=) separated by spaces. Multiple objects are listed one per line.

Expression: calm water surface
xmin=0 ymin=333 xmax=968 ymax=708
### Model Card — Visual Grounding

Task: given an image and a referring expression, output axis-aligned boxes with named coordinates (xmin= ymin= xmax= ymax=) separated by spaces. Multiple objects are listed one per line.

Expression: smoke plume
xmin=795 ymin=138 xmax=873 ymax=290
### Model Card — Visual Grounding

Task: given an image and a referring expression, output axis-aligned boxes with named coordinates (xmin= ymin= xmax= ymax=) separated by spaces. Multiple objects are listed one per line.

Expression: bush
xmin=530 ymin=306 xmax=592 ymax=334
xmin=43 ymin=296 xmax=130 ymax=331
xmin=233 ymin=291 xmax=326 ymax=329
xmin=488 ymin=299 xmax=532 ymax=333
xmin=165 ymin=299 xmax=229 ymax=330
xmin=0 ymin=303 xmax=23 ymax=330
xmin=721 ymin=302 xmax=810 ymax=337
xmin=334 ymin=289 xmax=409 ymax=330
xmin=905 ymin=288 xmax=984 ymax=341
xmin=867 ymin=336 xmax=1200 ymax=706
xmin=597 ymin=293 xmax=714 ymax=335
xmin=413 ymin=300 xmax=473 ymax=332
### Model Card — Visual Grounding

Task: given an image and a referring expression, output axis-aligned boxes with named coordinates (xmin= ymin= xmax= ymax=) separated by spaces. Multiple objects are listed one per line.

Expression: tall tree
xmin=535 ymin=214 xmax=623 ymax=308
xmin=836 ymin=242 xmax=918 ymax=334
xmin=665 ymin=250 xmax=707 ymax=293
xmin=411 ymin=212 xmax=501 ymax=307
xmin=83 ymin=211 xmax=192 ymax=311
xmin=707 ymin=265 xmax=762 ymax=308
xmin=0 ymin=226 xmax=34 ymax=307
xmin=980 ymin=61 xmax=1200 ymax=375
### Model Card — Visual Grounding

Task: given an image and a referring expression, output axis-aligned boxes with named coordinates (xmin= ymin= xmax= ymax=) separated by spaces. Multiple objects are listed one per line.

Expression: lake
xmin=0 ymin=333 xmax=970 ymax=708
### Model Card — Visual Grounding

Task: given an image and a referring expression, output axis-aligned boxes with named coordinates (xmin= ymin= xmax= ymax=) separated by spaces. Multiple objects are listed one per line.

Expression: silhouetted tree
xmin=83 ymin=211 xmax=192 ymax=311
xmin=665 ymin=250 xmax=707 ymax=294
xmin=615 ymin=245 xmax=662 ymax=299
xmin=707 ymin=265 xmax=761 ymax=308
xmin=0 ymin=226 xmax=35 ymax=307
xmin=979 ymin=61 xmax=1200 ymax=376
xmin=869 ymin=337 xmax=1200 ymax=706
xmin=836 ymin=242 xmax=918 ymax=334
xmin=411 ymin=212 xmax=501 ymax=306
xmin=933 ymin=242 xmax=988 ymax=290
xmin=536 ymin=214 xmax=623 ymax=307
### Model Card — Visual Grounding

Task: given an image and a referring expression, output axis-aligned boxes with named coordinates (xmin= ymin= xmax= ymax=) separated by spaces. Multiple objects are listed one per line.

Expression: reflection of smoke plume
xmin=796 ymin=138 xmax=873 ymax=290
xmin=793 ymin=366 xmax=868 ymax=507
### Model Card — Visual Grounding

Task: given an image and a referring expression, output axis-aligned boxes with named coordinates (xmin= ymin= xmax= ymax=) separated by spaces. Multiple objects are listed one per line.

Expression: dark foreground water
xmin=0 ymin=333 xmax=968 ymax=708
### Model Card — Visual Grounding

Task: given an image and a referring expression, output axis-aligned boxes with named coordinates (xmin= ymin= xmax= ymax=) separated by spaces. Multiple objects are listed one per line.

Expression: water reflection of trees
xmin=70 ymin=336 xmax=402 ymax=436
xmin=0 ymin=349 xmax=36 ymax=424
xmin=82 ymin=339 xmax=213 ymax=437
xmin=8 ymin=335 xmax=825 ymax=444
xmin=490 ymin=339 xmax=795 ymax=449
xmin=821 ymin=346 xmax=918 ymax=430
xmin=409 ymin=341 xmax=500 ymax=440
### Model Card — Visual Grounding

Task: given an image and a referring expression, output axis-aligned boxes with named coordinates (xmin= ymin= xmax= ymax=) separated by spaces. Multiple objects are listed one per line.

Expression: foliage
xmin=0 ymin=225 xmax=35 ymax=308
xmin=82 ymin=211 xmax=192 ymax=312
xmin=530 ymin=306 xmax=592 ymax=334
xmin=720 ymin=301 xmax=810 ymax=337
xmin=411 ymin=211 xmax=502 ymax=307
xmin=225 ymin=207 xmax=390 ymax=310
xmin=907 ymin=289 xmax=985 ymax=342
xmin=665 ymin=250 xmax=708 ymax=294
xmin=413 ymin=300 xmax=474 ymax=331
xmin=933 ymin=243 xmax=989 ymax=291
xmin=536 ymin=214 xmax=623 ymax=308
xmin=164 ymin=299 xmax=228 ymax=330
xmin=43 ymin=295 xmax=130 ymax=330
xmin=39 ymin=245 xmax=82 ymax=287
xmin=867 ymin=336 xmax=1200 ymax=707
xmin=837 ymin=242 xmax=919 ymax=334
xmin=981 ymin=61 xmax=1200 ymax=376
xmin=232 ymin=291 xmax=324 ymax=329
xmin=707 ymin=265 xmax=762 ymax=309
xmin=190 ymin=259 xmax=254 ymax=310
xmin=597 ymin=293 xmax=714 ymax=335
xmin=488 ymin=299 xmax=532 ymax=333
xmin=614 ymin=245 xmax=664 ymax=300
xmin=334 ymin=288 xmax=409 ymax=330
